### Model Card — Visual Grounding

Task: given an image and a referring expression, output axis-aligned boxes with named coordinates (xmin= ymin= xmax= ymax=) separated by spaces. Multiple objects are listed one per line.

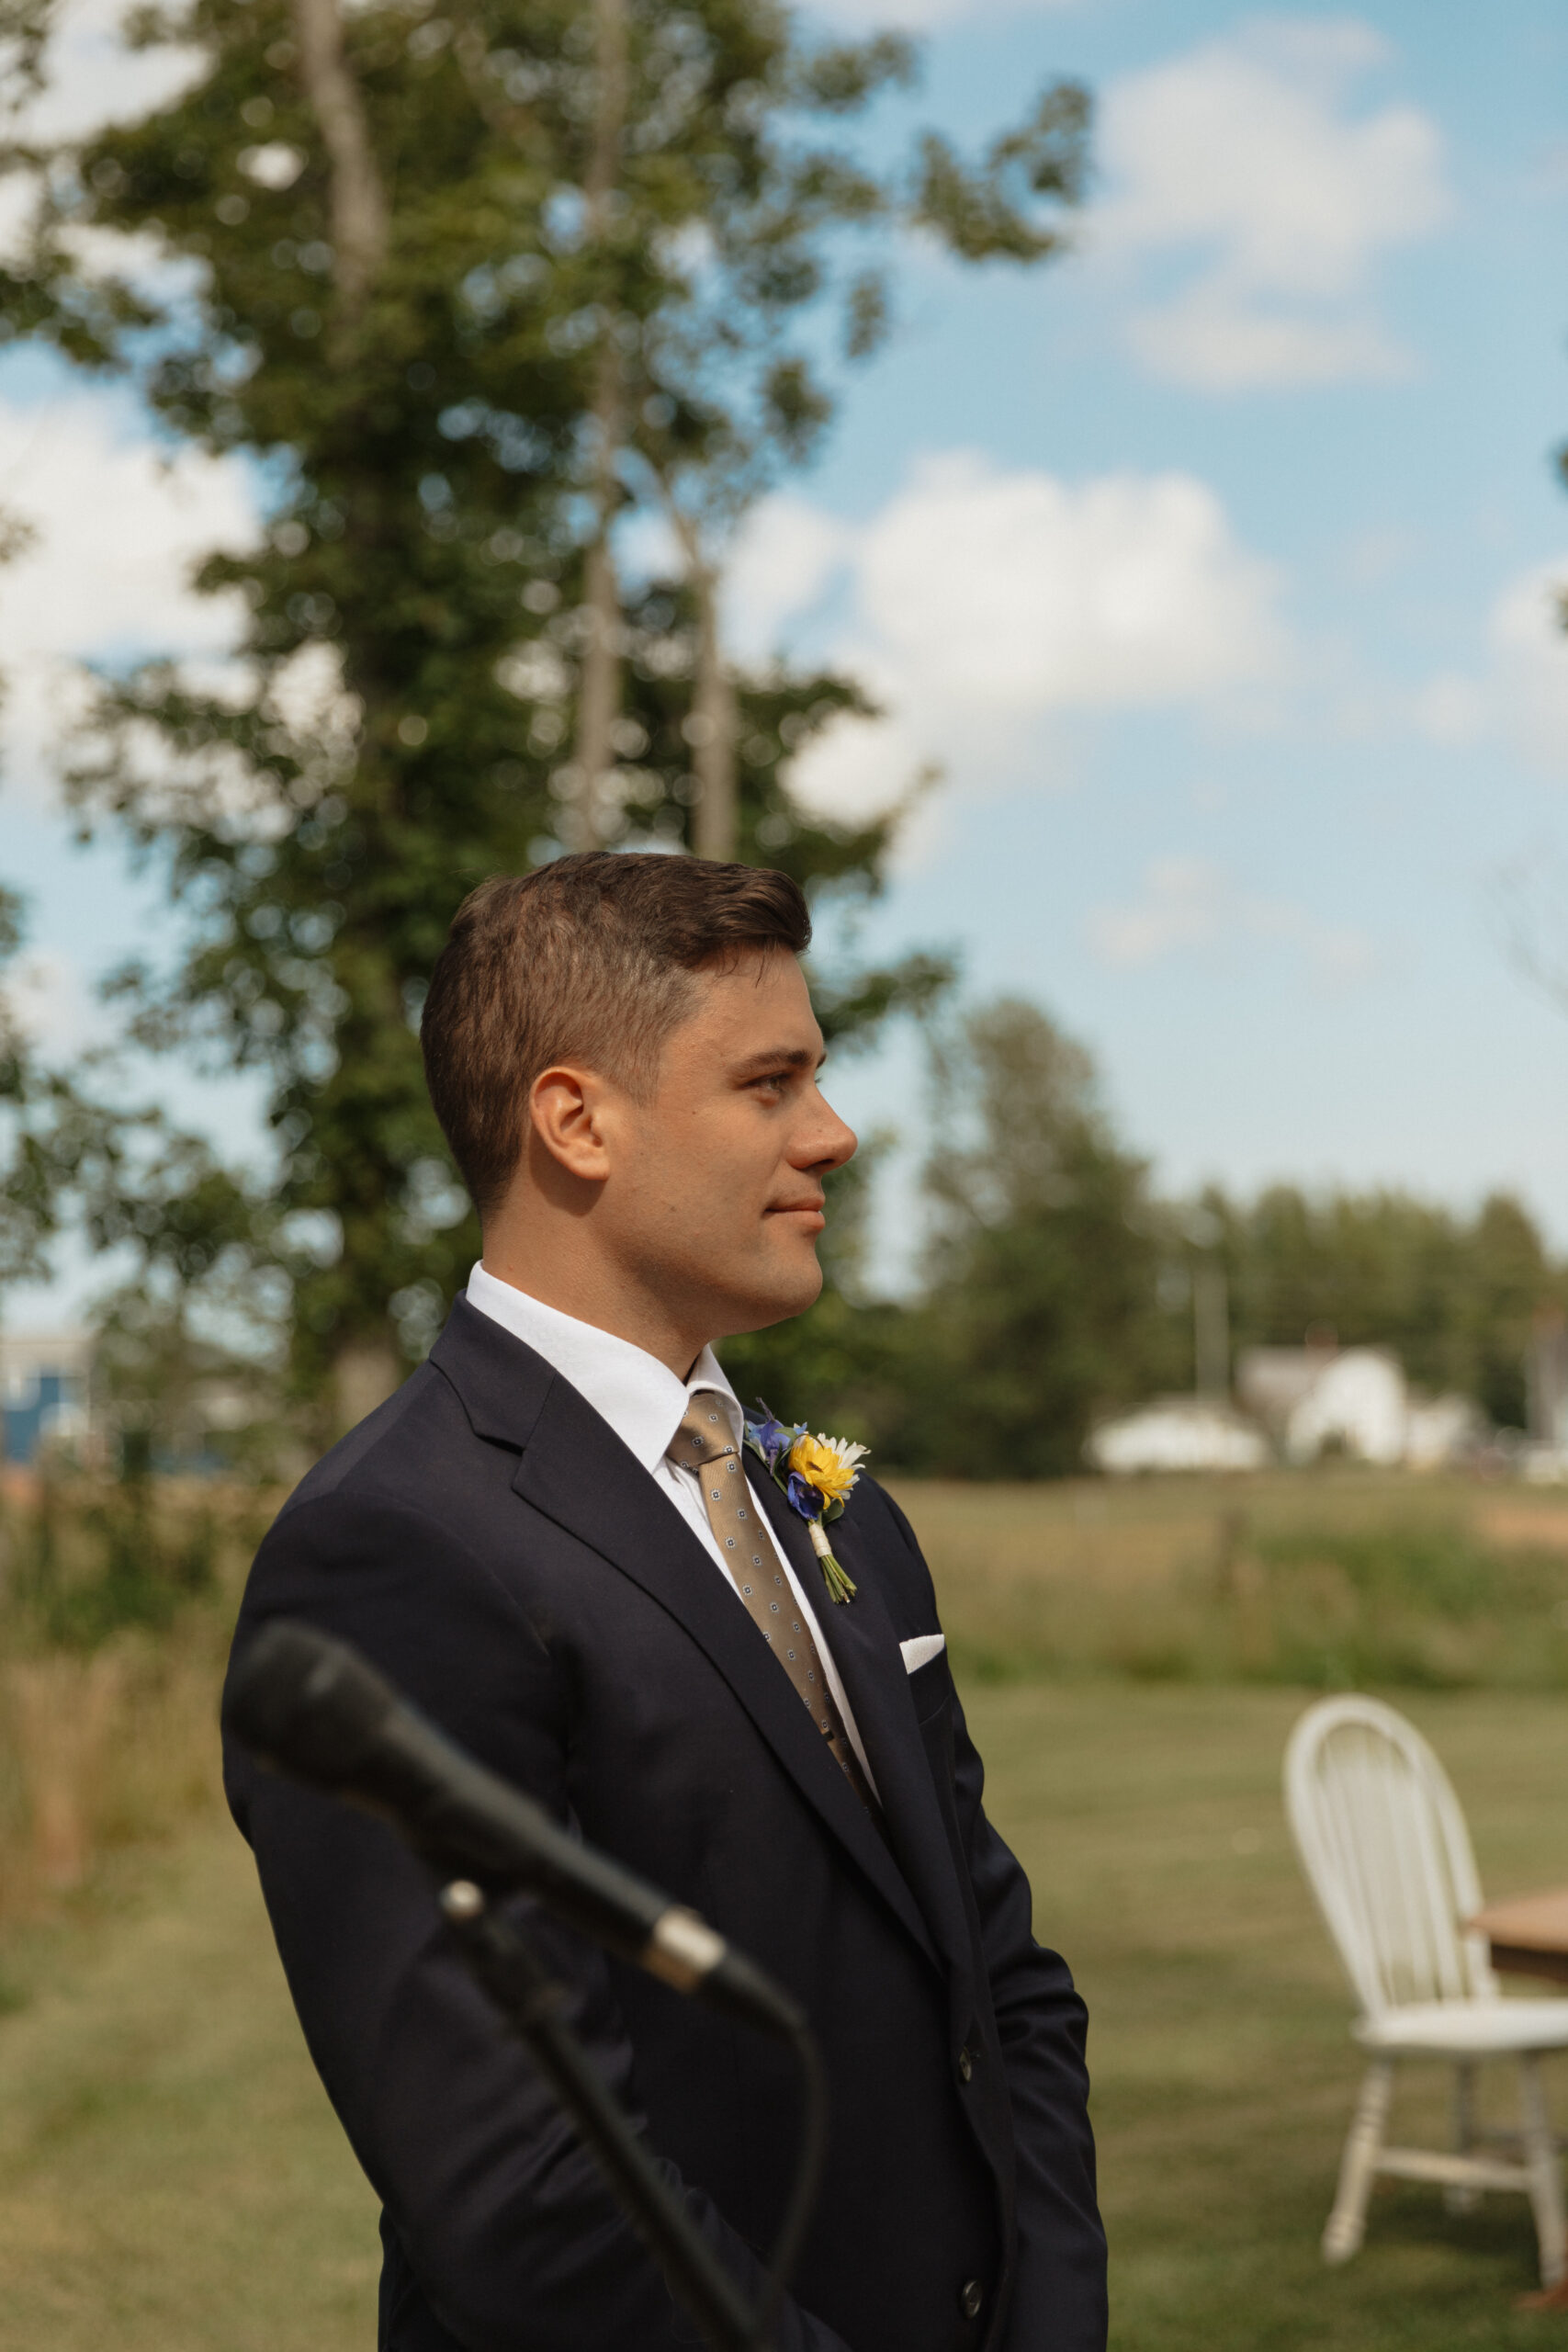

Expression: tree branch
xmin=569 ymin=0 xmax=629 ymax=850
xmin=660 ymin=498 xmax=737 ymax=862
xmin=290 ymin=0 xmax=389 ymax=314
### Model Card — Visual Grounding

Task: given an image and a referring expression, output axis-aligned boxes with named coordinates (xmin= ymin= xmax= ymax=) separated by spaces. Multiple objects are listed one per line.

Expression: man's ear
xmin=527 ymin=1064 xmax=613 ymax=1184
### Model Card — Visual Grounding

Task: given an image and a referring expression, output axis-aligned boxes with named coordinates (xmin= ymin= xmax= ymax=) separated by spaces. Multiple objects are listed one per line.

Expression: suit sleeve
xmin=224 ymin=1491 xmax=852 ymax=2352
xmin=881 ymin=1491 xmax=1108 ymax=2352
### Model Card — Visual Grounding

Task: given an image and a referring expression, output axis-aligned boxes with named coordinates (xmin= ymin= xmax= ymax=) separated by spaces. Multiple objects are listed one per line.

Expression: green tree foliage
xmin=0 ymin=861 xmax=288 ymax=1437
xmin=25 ymin=0 xmax=1086 ymax=1425
xmin=0 ymin=883 xmax=51 ymax=1290
xmin=1195 ymin=1183 xmax=1562 ymax=1429
xmin=884 ymin=999 xmax=1170 ymax=1477
xmin=560 ymin=6 xmax=1087 ymax=854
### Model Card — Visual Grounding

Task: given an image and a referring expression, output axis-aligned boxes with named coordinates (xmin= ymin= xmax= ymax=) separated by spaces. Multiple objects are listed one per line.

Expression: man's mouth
xmin=768 ymin=1197 xmax=826 ymax=1227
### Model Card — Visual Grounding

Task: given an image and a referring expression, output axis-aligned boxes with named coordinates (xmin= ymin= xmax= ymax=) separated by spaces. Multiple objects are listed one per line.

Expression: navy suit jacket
xmin=222 ymin=1298 xmax=1107 ymax=2352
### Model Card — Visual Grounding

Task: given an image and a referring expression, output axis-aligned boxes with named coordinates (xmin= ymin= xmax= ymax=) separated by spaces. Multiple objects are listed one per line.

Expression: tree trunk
xmin=569 ymin=0 xmax=628 ymax=852
xmin=571 ymin=400 xmax=622 ymax=851
xmin=688 ymin=556 xmax=738 ymax=862
xmin=660 ymin=497 xmax=738 ymax=863
xmin=291 ymin=0 xmax=389 ymax=314
xmin=585 ymin=0 xmax=627 ymax=210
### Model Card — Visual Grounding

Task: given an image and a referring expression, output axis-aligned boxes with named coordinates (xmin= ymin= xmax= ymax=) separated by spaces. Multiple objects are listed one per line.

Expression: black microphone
xmin=224 ymin=1618 xmax=805 ymax=2043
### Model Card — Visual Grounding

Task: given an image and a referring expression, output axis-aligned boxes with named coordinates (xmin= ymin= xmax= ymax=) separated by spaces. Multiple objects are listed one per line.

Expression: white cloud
xmin=8 ymin=0 xmax=204 ymax=145
xmin=845 ymin=453 xmax=1283 ymax=710
xmin=724 ymin=498 xmax=847 ymax=665
xmin=1340 ymin=524 xmax=1422 ymax=586
xmin=1089 ymin=855 xmax=1375 ymax=985
xmin=800 ymin=0 xmax=1074 ymax=28
xmin=732 ymin=453 xmax=1286 ymax=846
xmin=1097 ymin=17 xmax=1450 ymax=390
xmin=1126 ymin=293 xmax=1405 ymax=391
xmin=1491 ymin=560 xmax=1568 ymax=776
xmin=4 ymin=947 xmax=105 ymax=1054
xmin=787 ymin=710 xmax=934 ymax=830
xmin=0 ymin=388 xmax=256 ymax=807
xmin=0 ymin=2 xmax=209 ymax=282
xmin=1323 ymin=557 xmax=1568 ymax=762
xmin=1410 ymin=672 xmax=1486 ymax=749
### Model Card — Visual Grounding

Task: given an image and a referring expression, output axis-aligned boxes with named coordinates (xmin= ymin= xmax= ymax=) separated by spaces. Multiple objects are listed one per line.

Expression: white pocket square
xmin=899 ymin=1633 xmax=946 ymax=1675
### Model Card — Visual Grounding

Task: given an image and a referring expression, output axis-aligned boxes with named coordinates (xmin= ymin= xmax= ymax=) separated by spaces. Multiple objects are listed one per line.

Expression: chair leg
xmin=1324 ymin=2060 xmax=1393 ymax=2265
xmin=1447 ymin=2061 xmax=1480 ymax=2214
xmin=1519 ymin=2056 xmax=1566 ymax=2289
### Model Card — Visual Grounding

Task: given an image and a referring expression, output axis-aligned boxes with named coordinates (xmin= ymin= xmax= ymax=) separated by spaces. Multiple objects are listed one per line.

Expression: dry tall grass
xmin=7 ymin=1655 xmax=126 ymax=1893
xmin=0 ymin=1478 xmax=268 ymax=1933
xmin=890 ymin=1469 xmax=1568 ymax=1690
xmin=4 ymin=1464 xmax=1567 ymax=1940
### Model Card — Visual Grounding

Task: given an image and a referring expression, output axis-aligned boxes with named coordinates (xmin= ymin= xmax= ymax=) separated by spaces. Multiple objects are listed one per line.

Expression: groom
xmin=223 ymin=853 xmax=1106 ymax=2352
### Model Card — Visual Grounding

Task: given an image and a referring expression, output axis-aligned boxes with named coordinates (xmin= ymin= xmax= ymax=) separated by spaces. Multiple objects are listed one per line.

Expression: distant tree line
xmin=728 ymin=998 xmax=1567 ymax=1478
xmin=1199 ymin=1186 xmax=1551 ymax=1434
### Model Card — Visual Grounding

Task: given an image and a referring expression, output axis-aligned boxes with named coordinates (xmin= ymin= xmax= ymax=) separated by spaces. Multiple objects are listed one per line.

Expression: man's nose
xmin=798 ymin=1099 xmax=857 ymax=1173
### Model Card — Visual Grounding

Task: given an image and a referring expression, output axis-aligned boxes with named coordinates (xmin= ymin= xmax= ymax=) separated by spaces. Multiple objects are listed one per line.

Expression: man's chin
xmin=716 ymin=1256 xmax=825 ymax=1339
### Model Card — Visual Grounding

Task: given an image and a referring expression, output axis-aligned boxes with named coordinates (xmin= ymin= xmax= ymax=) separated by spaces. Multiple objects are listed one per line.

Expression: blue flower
xmin=744 ymin=1401 xmax=800 ymax=1474
xmin=785 ymin=1470 xmax=825 ymax=1521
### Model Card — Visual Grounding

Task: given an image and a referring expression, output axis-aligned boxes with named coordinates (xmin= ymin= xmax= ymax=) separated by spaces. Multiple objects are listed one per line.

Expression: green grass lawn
xmin=0 ymin=1826 xmax=378 ymax=2349
xmin=993 ymin=1681 xmax=1568 ymax=2349
xmin=6 ymin=1676 xmax=1568 ymax=2346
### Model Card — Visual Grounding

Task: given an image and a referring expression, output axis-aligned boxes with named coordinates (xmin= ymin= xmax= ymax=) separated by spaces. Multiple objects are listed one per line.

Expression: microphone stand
xmin=222 ymin=1617 xmax=826 ymax=2347
xmin=437 ymin=1878 xmax=770 ymax=2352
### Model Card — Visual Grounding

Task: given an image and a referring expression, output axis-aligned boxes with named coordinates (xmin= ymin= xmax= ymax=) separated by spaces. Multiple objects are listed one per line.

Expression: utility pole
xmin=1194 ymin=1260 xmax=1230 ymax=1398
xmin=1185 ymin=1205 xmax=1230 ymax=1398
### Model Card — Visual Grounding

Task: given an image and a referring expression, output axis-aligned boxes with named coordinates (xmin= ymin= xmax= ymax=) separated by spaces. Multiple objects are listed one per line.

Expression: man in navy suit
xmin=223 ymin=852 xmax=1106 ymax=2352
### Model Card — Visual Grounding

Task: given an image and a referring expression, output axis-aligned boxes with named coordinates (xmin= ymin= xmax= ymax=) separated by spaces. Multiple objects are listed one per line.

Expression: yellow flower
xmin=788 ymin=1430 xmax=868 ymax=1507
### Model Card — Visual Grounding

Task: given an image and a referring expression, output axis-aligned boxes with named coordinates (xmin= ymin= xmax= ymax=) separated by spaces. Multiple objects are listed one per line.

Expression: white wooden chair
xmin=1284 ymin=1693 xmax=1568 ymax=2284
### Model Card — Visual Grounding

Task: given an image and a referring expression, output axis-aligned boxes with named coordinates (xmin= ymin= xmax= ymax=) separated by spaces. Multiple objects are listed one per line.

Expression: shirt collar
xmin=464 ymin=1262 xmax=742 ymax=1470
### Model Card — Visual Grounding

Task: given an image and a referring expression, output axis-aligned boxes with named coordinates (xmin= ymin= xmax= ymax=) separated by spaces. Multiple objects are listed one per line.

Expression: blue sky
xmin=3 ymin=0 xmax=1568 ymax=1317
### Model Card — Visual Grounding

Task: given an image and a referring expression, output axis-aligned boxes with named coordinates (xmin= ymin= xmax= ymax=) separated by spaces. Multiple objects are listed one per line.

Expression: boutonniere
xmin=743 ymin=1403 xmax=869 ymax=1605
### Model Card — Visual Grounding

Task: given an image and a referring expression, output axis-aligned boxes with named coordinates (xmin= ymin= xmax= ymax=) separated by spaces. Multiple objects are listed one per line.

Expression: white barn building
xmin=1087 ymin=1396 xmax=1270 ymax=1476
xmin=1237 ymin=1345 xmax=1481 ymax=1470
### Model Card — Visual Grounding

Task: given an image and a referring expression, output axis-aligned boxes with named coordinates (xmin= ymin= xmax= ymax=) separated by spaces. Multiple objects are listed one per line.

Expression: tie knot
xmin=667 ymin=1396 xmax=738 ymax=1474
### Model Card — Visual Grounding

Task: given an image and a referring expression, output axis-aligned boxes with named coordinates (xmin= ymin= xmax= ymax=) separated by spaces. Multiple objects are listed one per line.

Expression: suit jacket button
xmin=960 ymin=2278 xmax=984 ymax=2320
xmin=958 ymin=2045 xmax=975 ymax=2083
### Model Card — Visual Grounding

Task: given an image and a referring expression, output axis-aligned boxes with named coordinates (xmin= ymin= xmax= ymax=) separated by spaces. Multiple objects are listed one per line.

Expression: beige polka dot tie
xmin=668 ymin=1396 xmax=879 ymax=1816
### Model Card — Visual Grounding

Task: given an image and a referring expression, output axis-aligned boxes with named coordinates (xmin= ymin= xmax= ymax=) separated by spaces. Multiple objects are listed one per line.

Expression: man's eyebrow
xmin=732 ymin=1044 xmax=825 ymax=1076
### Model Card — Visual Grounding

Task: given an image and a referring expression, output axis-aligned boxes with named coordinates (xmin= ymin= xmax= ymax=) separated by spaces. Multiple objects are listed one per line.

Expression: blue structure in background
xmin=3 ymin=1369 xmax=80 ymax=1464
xmin=0 ymin=1337 xmax=93 ymax=1466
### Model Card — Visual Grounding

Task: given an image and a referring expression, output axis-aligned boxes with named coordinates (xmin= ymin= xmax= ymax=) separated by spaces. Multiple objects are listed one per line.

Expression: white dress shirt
xmin=465 ymin=1263 xmax=875 ymax=1787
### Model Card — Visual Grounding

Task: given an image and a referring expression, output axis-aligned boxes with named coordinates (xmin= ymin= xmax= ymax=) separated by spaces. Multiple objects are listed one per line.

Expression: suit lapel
xmin=749 ymin=1473 xmax=975 ymax=1995
xmin=497 ymin=1369 xmax=942 ymax=1973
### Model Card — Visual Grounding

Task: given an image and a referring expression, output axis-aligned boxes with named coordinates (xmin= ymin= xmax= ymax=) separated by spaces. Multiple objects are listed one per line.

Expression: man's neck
xmin=477 ymin=1243 xmax=706 ymax=1380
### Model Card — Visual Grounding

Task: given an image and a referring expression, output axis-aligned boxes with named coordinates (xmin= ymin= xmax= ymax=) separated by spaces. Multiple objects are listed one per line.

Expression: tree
xmin=555 ymin=18 xmax=1089 ymax=856
xmin=0 ymin=884 xmax=51 ymax=1294
xmin=884 ymin=999 xmax=1168 ymax=1477
xmin=0 ymin=401 xmax=66 ymax=1299
xmin=1195 ymin=1182 xmax=1563 ymax=1429
xmin=26 ymin=0 xmax=1087 ymax=1431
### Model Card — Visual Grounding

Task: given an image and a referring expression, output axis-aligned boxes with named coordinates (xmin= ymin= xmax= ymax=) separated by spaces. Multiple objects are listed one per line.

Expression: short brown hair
xmin=422 ymin=853 xmax=812 ymax=1216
